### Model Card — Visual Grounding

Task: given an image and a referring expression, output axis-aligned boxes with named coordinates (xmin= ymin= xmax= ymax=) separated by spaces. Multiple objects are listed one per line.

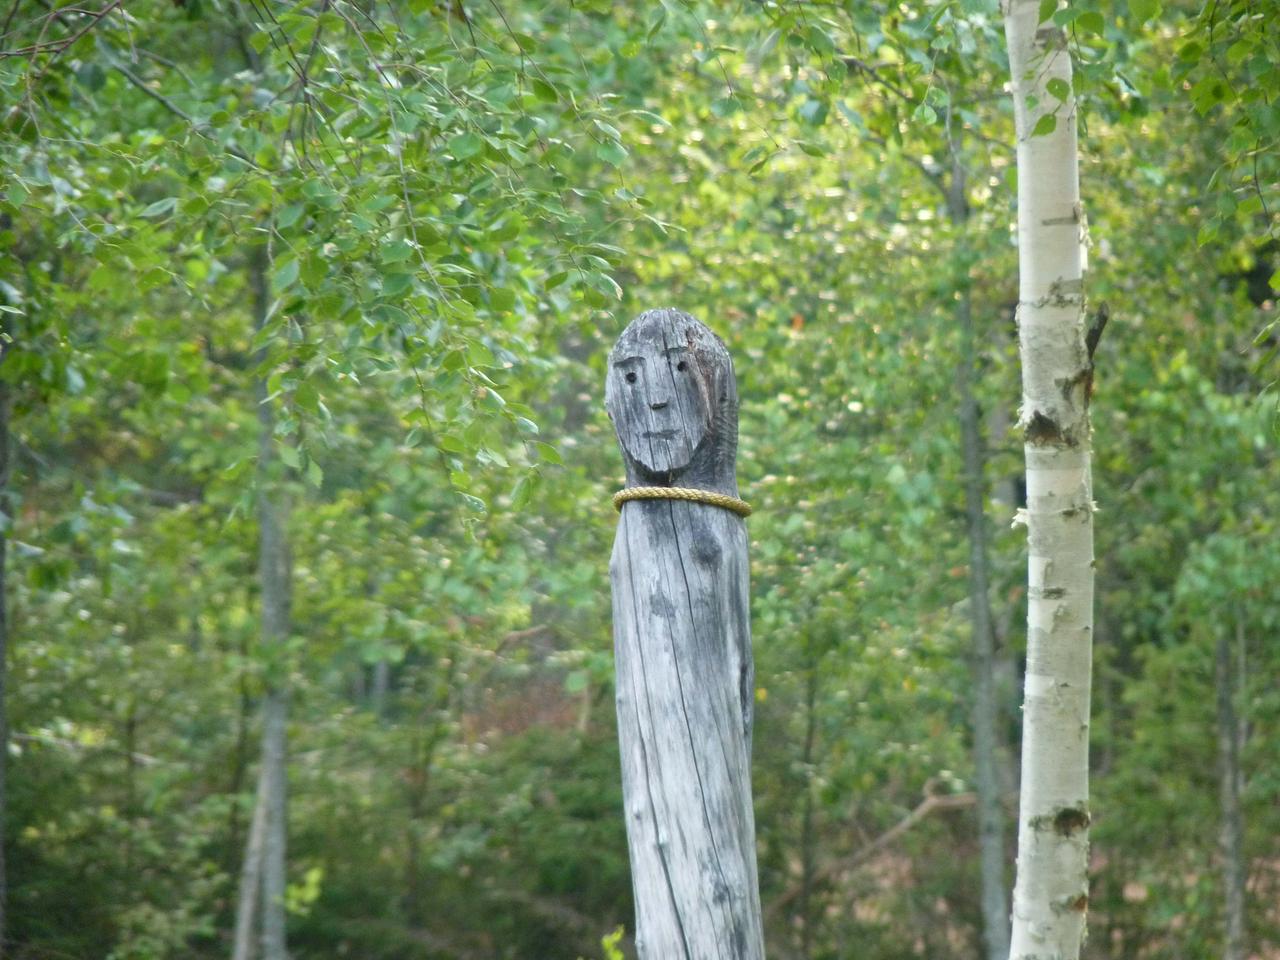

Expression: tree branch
xmin=769 ymin=791 xmax=977 ymax=916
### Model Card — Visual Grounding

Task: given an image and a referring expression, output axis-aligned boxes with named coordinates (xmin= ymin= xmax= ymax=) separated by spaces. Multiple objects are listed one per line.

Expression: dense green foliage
xmin=1 ymin=1 xmax=1277 ymax=959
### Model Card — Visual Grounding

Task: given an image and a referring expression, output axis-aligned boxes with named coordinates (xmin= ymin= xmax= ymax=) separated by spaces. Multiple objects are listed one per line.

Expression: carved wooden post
xmin=606 ymin=308 xmax=765 ymax=960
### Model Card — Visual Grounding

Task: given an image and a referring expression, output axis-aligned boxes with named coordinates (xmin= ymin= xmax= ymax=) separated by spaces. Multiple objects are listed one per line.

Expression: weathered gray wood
xmin=606 ymin=308 xmax=765 ymax=960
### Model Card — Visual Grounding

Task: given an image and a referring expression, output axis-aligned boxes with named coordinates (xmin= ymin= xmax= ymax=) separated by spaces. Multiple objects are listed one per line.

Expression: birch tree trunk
xmin=1003 ymin=3 xmax=1096 ymax=958
xmin=1216 ymin=618 xmax=1247 ymax=960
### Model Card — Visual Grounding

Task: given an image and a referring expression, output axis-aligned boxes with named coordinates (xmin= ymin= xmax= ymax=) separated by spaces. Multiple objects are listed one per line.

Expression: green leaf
xmin=1129 ymin=0 xmax=1161 ymax=21
xmin=597 ymin=141 xmax=628 ymax=167
xmin=647 ymin=4 xmax=666 ymax=40
xmin=140 ymin=197 xmax=178 ymax=218
xmin=276 ymin=204 xmax=305 ymax=229
xmin=1046 ymin=78 xmax=1070 ymax=101
xmin=511 ymin=473 xmax=536 ymax=509
xmin=274 ymin=258 xmax=300 ymax=291
xmin=380 ymin=240 xmax=414 ymax=264
xmin=1076 ymin=11 xmax=1105 ymax=35
xmin=911 ymin=104 xmax=938 ymax=125
xmin=458 ymin=493 xmax=487 ymax=513
xmin=450 ymin=132 xmax=484 ymax=160
xmin=1032 ymin=113 xmax=1058 ymax=137
xmin=1038 ymin=0 xmax=1058 ymax=22
xmin=805 ymin=24 xmax=835 ymax=56
xmin=381 ymin=272 xmax=413 ymax=298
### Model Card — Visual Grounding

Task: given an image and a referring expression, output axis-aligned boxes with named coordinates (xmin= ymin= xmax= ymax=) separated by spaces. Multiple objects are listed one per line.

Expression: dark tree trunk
xmin=0 ymin=377 xmax=11 ymax=955
xmin=798 ymin=669 xmax=819 ymax=960
xmin=251 ymin=249 xmax=291 ymax=960
xmin=1216 ymin=618 xmax=1247 ymax=960
xmin=948 ymin=146 xmax=1009 ymax=960
xmin=232 ymin=245 xmax=292 ymax=960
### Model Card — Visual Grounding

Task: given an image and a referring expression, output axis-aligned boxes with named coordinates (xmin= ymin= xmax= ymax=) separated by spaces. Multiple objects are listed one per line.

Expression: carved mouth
xmin=644 ymin=430 xmax=677 ymax=440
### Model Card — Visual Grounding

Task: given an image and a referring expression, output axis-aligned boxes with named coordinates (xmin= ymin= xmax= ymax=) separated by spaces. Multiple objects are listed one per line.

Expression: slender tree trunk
xmin=403 ymin=721 xmax=426 ymax=929
xmin=124 ymin=701 xmax=138 ymax=878
xmin=403 ymin=656 xmax=456 ymax=928
xmin=1216 ymin=618 xmax=1247 ymax=960
xmin=797 ymin=669 xmax=819 ymax=960
xmin=233 ymin=765 xmax=270 ymax=960
xmin=230 ymin=22 xmax=289 ymax=956
xmin=0 ymin=377 xmax=11 ymax=956
xmin=227 ymin=629 xmax=253 ymax=878
xmin=371 ymin=660 xmax=390 ymax=718
xmin=232 ymin=246 xmax=292 ymax=960
xmin=258 ymin=692 xmax=288 ymax=960
xmin=948 ymin=147 xmax=1010 ymax=960
xmin=959 ymin=296 xmax=1009 ymax=960
xmin=1003 ymin=3 xmax=1095 ymax=958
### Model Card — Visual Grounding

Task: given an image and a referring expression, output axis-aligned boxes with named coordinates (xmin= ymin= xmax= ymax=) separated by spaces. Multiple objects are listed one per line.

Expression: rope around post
xmin=613 ymin=486 xmax=752 ymax=517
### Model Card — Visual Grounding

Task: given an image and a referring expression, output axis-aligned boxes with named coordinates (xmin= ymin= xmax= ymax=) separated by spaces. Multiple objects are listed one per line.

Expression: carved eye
xmin=676 ymin=360 xmax=688 ymax=372
xmin=625 ymin=371 xmax=637 ymax=384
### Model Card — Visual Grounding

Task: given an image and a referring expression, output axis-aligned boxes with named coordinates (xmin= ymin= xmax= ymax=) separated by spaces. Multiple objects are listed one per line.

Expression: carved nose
xmin=650 ymin=400 xmax=669 ymax=410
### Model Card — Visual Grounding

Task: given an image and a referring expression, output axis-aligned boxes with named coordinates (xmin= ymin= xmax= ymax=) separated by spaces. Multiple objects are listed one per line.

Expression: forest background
xmin=0 ymin=0 xmax=1277 ymax=959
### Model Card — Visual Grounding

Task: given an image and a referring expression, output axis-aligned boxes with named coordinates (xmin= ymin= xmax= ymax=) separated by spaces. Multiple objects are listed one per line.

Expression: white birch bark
xmin=1003 ymin=3 xmax=1095 ymax=958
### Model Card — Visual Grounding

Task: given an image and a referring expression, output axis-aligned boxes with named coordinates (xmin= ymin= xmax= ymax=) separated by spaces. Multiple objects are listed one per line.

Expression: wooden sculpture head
xmin=605 ymin=308 xmax=739 ymax=495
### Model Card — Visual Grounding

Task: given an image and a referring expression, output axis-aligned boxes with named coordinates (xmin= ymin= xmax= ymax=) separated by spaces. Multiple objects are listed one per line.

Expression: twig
xmin=769 ymin=791 xmax=977 ymax=915
xmin=0 ymin=0 xmax=122 ymax=59
xmin=104 ymin=51 xmax=264 ymax=170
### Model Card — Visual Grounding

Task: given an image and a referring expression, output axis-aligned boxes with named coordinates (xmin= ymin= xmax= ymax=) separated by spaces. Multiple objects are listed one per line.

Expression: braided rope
xmin=613 ymin=486 xmax=752 ymax=517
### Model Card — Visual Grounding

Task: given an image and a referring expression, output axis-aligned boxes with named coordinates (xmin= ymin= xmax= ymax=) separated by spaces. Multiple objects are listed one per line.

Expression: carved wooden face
xmin=606 ymin=326 xmax=712 ymax=478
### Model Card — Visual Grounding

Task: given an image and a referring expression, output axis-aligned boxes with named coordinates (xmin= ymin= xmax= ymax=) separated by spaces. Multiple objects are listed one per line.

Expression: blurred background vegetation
xmin=0 ymin=0 xmax=1277 ymax=958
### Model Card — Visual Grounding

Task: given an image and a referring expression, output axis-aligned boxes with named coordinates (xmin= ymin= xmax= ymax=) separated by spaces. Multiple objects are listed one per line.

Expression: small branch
xmin=108 ymin=54 xmax=196 ymax=123
xmin=492 ymin=623 xmax=553 ymax=656
xmin=133 ymin=485 xmax=203 ymax=507
xmin=769 ymin=791 xmax=977 ymax=916
xmin=841 ymin=55 xmax=913 ymax=103
xmin=0 ymin=0 xmax=122 ymax=59
xmin=104 ymin=51 xmax=264 ymax=170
